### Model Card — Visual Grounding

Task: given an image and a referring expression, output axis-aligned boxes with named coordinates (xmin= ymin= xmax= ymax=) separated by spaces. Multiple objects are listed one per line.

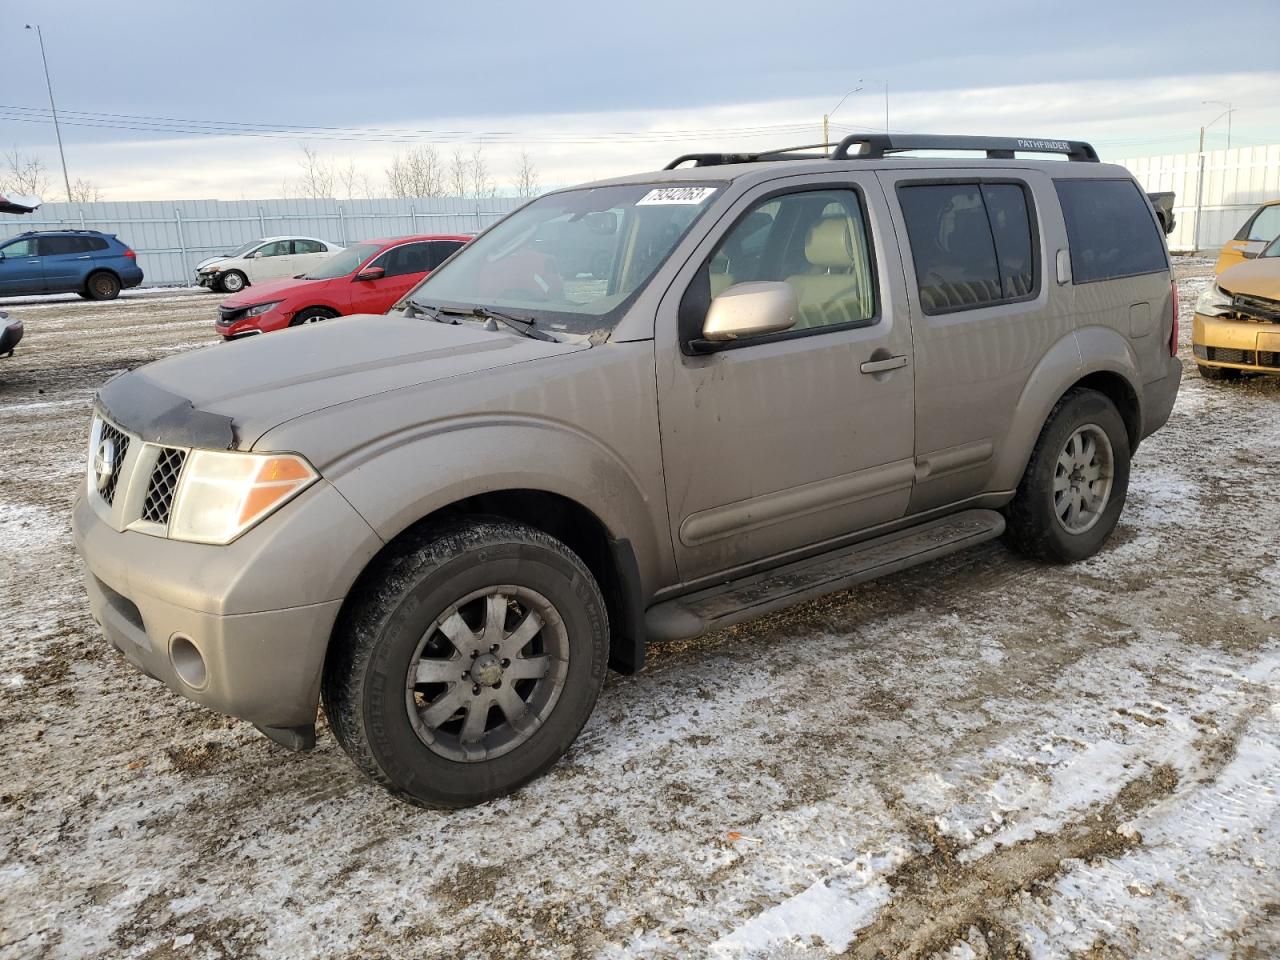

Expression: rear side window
xmin=1055 ymin=179 xmax=1167 ymax=283
xmin=38 ymin=236 xmax=94 ymax=255
xmin=898 ymin=181 xmax=1038 ymax=314
xmin=428 ymin=240 xmax=464 ymax=268
xmin=1237 ymin=204 xmax=1280 ymax=243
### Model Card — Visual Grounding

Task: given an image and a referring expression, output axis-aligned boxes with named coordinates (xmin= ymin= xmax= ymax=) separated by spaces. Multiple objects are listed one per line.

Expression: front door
xmin=348 ymin=241 xmax=435 ymax=314
xmin=656 ymin=178 xmax=916 ymax=582
xmin=247 ymin=239 xmax=295 ymax=282
xmin=0 ymin=237 xmax=44 ymax=295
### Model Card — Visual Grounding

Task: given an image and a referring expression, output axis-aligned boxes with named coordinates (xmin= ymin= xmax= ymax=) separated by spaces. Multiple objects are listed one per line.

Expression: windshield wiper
xmin=437 ymin=304 xmax=557 ymax=342
xmin=402 ymin=298 xmax=451 ymax=323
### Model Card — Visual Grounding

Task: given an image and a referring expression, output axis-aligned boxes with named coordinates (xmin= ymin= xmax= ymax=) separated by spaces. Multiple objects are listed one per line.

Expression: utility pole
xmin=1193 ymin=126 xmax=1205 ymax=255
xmin=25 ymin=24 xmax=72 ymax=203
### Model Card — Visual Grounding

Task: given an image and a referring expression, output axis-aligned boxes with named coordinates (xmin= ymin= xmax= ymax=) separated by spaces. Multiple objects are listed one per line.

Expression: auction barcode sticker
xmin=636 ymin=186 xmax=719 ymax=205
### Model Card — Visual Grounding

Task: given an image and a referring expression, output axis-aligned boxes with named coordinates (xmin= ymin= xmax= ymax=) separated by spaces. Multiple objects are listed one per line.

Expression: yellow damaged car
xmin=1215 ymin=199 xmax=1280 ymax=274
xmin=1194 ymin=235 xmax=1280 ymax=380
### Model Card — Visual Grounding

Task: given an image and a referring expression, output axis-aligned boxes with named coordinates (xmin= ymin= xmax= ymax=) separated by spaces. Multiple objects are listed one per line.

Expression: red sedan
xmin=215 ymin=234 xmax=469 ymax=339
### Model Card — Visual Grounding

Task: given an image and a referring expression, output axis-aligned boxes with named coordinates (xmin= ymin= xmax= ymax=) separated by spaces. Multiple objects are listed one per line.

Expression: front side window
xmin=1055 ymin=179 xmax=1167 ymax=283
xmin=372 ymin=242 xmax=434 ymax=278
xmin=256 ymin=241 xmax=290 ymax=258
xmin=407 ymin=182 xmax=721 ymax=336
xmin=1241 ymin=204 xmax=1280 ymax=243
xmin=898 ymin=181 xmax=1038 ymax=314
xmin=1 ymin=238 xmax=36 ymax=258
xmin=707 ymin=188 xmax=876 ymax=331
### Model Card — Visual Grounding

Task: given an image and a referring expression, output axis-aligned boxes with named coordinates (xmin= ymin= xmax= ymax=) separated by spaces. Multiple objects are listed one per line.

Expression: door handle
xmin=859 ymin=355 xmax=909 ymax=374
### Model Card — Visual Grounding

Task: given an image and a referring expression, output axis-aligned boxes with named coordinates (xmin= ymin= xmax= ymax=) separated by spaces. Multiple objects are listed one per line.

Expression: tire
xmin=218 ymin=270 xmax=247 ymax=294
xmin=84 ymin=271 xmax=121 ymax=301
xmin=1197 ymin=363 xmax=1240 ymax=382
xmin=322 ymin=518 xmax=609 ymax=808
xmin=289 ymin=307 xmax=339 ymax=327
xmin=76 ymin=291 xmax=92 ymax=300
xmin=1003 ymin=388 xmax=1131 ymax=563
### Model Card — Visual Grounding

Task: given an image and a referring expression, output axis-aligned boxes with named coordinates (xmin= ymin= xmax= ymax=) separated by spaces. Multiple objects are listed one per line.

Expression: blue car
xmin=0 ymin=230 xmax=144 ymax=300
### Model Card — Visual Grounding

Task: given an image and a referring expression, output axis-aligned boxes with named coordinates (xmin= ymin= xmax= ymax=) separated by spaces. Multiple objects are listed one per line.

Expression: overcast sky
xmin=2 ymin=0 xmax=1277 ymax=200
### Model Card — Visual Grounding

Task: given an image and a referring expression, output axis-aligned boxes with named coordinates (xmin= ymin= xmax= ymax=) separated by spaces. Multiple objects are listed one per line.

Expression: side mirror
xmin=696 ymin=281 xmax=797 ymax=348
xmin=355 ymin=266 xmax=385 ymax=281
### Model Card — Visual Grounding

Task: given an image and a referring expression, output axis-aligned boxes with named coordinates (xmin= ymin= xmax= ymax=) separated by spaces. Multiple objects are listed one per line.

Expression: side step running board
xmin=644 ymin=509 xmax=1005 ymax=643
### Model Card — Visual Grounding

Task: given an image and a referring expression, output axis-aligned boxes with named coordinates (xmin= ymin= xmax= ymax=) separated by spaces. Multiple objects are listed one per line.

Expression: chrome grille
xmin=96 ymin=420 xmax=130 ymax=506
xmin=141 ymin=448 xmax=187 ymax=525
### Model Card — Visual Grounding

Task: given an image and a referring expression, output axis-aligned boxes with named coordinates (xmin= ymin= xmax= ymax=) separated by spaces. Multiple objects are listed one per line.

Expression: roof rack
xmin=665 ymin=134 xmax=1099 ymax=169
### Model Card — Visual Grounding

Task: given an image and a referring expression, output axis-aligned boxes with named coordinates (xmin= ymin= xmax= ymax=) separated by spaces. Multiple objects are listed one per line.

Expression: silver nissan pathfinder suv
xmin=73 ymin=135 xmax=1181 ymax=807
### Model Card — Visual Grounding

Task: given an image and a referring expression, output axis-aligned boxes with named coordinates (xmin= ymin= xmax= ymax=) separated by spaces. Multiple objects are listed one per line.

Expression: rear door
xmin=877 ymin=168 xmax=1066 ymax=513
xmin=38 ymin=235 xmax=94 ymax=292
xmin=0 ymin=237 xmax=45 ymax=295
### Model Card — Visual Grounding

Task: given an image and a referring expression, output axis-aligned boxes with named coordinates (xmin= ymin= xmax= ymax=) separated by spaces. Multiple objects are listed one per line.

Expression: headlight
xmin=169 ymin=450 xmax=318 ymax=544
xmin=199 ymin=266 xmax=221 ymax=275
xmin=243 ymin=301 xmax=283 ymax=318
xmin=1195 ymin=284 xmax=1233 ymax=317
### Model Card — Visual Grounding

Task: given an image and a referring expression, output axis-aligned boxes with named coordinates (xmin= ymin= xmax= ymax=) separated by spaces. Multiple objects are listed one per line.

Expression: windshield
xmin=405 ymin=182 xmax=721 ymax=335
xmin=228 ymin=240 xmax=260 ymax=258
xmin=305 ymin=242 xmax=379 ymax=279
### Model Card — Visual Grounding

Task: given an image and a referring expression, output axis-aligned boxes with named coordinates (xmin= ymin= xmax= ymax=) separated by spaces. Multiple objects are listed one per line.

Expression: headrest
xmin=805 ymin=218 xmax=854 ymax=269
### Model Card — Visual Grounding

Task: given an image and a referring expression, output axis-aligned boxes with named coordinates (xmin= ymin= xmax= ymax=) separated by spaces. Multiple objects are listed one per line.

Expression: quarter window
xmin=1054 ymin=179 xmax=1167 ymax=283
xmin=898 ymin=181 xmax=1038 ymax=314
xmin=707 ymin=189 xmax=877 ymax=333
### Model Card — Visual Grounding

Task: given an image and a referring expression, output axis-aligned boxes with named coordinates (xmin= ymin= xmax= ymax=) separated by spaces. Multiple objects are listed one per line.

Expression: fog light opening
xmin=170 ymin=634 xmax=208 ymax=690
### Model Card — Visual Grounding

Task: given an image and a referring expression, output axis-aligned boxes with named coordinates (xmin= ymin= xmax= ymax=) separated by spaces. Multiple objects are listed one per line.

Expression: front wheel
xmin=217 ymin=270 xmax=247 ymax=293
xmin=322 ymin=518 xmax=609 ymax=808
xmin=289 ymin=307 xmax=338 ymax=326
xmin=1003 ymin=388 xmax=1131 ymax=563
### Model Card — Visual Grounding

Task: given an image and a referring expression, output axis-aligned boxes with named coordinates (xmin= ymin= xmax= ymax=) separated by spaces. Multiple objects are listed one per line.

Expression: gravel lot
xmin=1 ymin=263 xmax=1277 ymax=960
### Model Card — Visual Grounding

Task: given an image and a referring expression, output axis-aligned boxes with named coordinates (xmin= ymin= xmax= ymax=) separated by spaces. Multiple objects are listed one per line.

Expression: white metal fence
xmin=0 ymin=196 xmax=523 ymax=287
xmin=1119 ymin=144 xmax=1280 ymax=254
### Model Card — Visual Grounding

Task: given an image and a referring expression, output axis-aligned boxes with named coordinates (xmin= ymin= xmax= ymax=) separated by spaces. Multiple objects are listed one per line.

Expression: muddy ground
xmin=0 ymin=262 xmax=1277 ymax=960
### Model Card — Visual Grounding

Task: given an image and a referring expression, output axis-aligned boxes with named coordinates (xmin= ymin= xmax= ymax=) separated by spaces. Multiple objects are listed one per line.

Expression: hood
xmin=196 ymin=255 xmax=230 ymax=270
xmin=97 ymin=313 xmax=589 ymax=451
xmin=1218 ymin=258 xmax=1280 ymax=300
xmin=223 ymin=276 xmax=319 ymax=306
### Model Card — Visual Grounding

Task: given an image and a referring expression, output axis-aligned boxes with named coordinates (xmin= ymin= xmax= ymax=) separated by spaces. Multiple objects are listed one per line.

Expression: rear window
xmin=898 ymin=181 xmax=1038 ymax=314
xmin=1055 ymin=179 xmax=1167 ymax=283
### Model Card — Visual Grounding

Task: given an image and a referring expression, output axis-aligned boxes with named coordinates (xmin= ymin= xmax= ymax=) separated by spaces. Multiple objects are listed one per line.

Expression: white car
xmin=195 ymin=236 xmax=342 ymax=293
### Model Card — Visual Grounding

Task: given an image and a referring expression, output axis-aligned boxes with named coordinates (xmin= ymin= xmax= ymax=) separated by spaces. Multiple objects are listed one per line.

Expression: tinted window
xmin=707 ymin=189 xmax=876 ymax=332
xmin=1242 ymin=204 xmax=1280 ymax=243
xmin=373 ymin=242 xmax=435 ymax=278
xmin=294 ymin=239 xmax=325 ymax=255
xmin=1055 ymin=179 xmax=1166 ymax=283
xmin=87 ymin=236 xmax=109 ymax=251
xmin=38 ymin=235 xmax=93 ymax=256
xmin=428 ymin=240 xmax=464 ymax=269
xmin=899 ymin=183 xmax=1037 ymax=314
xmin=1 ymin=238 xmax=36 ymax=257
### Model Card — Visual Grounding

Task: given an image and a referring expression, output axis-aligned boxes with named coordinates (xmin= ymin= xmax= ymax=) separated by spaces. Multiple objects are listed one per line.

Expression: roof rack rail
xmin=664 ymin=143 xmax=830 ymax=169
xmin=831 ymin=134 xmax=1099 ymax=162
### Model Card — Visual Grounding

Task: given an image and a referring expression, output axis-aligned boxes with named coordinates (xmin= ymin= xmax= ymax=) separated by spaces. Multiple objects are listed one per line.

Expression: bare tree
xmin=512 ymin=150 xmax=540 ymax=198
xmin=385 ymin=145 xmax=444 ymax=199
xmin=448 ymin=148 xmax=469 ymax=198
xmin=2 ymin=146 xmax=51 ymax=198
xmin=294 ymin=143 xmax=336 ymax=199
xmin=469 ymin=144 xmax=495 ymax=199
xmin=68 ymin=177 xmax=103 ymax=203
xmin=337 ymin=157 xmax=376 ymax=200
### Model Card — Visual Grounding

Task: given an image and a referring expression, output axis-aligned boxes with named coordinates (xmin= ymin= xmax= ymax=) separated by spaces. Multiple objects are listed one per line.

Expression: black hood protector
xmin=97 ymin=372 xmax=237 ymax=450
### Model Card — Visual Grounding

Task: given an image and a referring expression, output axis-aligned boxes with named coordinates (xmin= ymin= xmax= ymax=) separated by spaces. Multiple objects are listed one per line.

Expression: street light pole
xmin=858 ymin=78 xmax=890 ymax=133
xmin=823 ymin=87 xmax=862 ymax=156
xmin=25 ymin=24 xmax=72 ymax=202
xmin=1202 ymin=100 xmax=1234 ymax=150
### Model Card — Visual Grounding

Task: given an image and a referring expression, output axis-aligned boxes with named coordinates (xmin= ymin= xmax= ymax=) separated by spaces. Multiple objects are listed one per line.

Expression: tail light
xmin=1169 ymin=277 xmax=1179 ymax=357
xmin=123 ymin=248 xmax=136 ymax=259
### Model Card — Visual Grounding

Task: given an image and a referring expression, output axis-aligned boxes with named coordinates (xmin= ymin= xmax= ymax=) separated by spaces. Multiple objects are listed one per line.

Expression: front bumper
xmin=72 ymin=479 xmax=382 ymax=729
xmin=1192 ymin=312 xmax=1280 ymax=373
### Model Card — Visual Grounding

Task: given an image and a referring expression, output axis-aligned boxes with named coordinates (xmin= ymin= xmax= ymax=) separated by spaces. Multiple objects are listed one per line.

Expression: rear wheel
xmin=323 ymin=518 xmax=609 ymax=808
xmin=85 ymin=271 xmax=121 ymax=301
xmin=1004 ymin=388 xmax=1130 ymax=563
xmin=1197 ymin=363 xmax=1241 ymax=382
xmin=217 ymin=270 xmax=247 ymax=293
xmin=289 ymin=307 xmax=339 ymax=326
